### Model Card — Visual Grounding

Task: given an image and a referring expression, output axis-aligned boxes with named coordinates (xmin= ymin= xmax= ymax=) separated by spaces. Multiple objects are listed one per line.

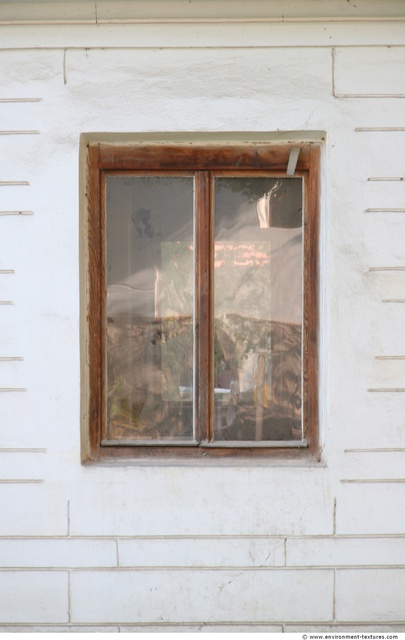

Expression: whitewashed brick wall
xmin=1 ymin=0 xmax=405 ymax=631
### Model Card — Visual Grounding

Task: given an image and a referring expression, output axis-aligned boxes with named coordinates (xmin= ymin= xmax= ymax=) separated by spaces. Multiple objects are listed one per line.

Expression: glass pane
xmin=214 ymin=177 xmax=303 ymax=442
xmin=105 ymin=176 xmax=194 ymax=443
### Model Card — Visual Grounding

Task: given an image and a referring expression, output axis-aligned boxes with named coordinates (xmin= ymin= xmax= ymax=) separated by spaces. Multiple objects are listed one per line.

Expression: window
xmin=82 ymin=140 xmax=320 ymax=461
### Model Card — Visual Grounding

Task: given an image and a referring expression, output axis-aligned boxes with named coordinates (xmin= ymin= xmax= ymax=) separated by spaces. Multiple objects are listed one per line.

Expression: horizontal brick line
xmin=1 ymin=564 xmax=404 ymax=572
xmin=368 ymin=387 xmax=405 ymax=392
xmin=0 ymin=130 xmax=39 ymax=135
xmin=0 ymin=535 xmax=286 ymax=542
xmin=284 ymin=622 xmax=405 ymax=625
xmin=0 ymin=448 xmax=46 ymax=453
xmin=125 ymin=533 xmax=404 ymax=540
xmin=0 ymin=16 xmax=402 ymax=24
xmin=0 ymin=98 xmax=42 ymax=103
xmin=0 ymin=479 xmax=44 ymax=484
xmin=5 ymin=564 xmax=115 ymax=570
xmin=1 ymin=534 xmax=405 ymax=541
xmin=0 ymin=387 xmax=26 ymax=392
xmin=0 ymin=624 xmax=120 ymax=628
xmin=0 ymin=211 xmax=33 ymax=216
xmin=0 ymin=566 xmax=333 ymax=572
xmin=0 ymin=357 xmax=23 ymax=361
xmin=117 ymin=535 xmax=288 ymax=540
xmin=382 ymin=298 xmax=405 ymax=302
xmin=341 ymin=478 xmax=405 ymax=483
xmin=0 ymin=181 xmax=30 ymax=186
xmin=0 ymin=566 xmax=287 ymax=576
xmin=369 ymin=266 xmax=405 ymax=271
xmin=284 ymin=564 xmax=405 ymax=569
xmin=0 ymin=270 xmax=14 ymax=274
xmin=345 ymin=448 xmax=405 ymax=453
xmin=366 ymin=208 xmax=405 ymax=213
xmin=0 ymin=569 xmax=69 ymax=575
xmin=356 ymin=127 xmax=405 ymax=131
xmin=93 ymin=18 xmax=405 ymax=27
xmin=0 ymin=301 xmax=13 ymax=305
xmin=284 ymin=622 xmax=405 ymax=629
xmin=99 ymin=18 xmax=405 ymax=24
xmin=0 ymin=44 xmax=403 ymax=52
xmin=288 ymin=534 xmax=405 ymax=539
xmin=375 ymin=355 xmax=405 ymax=360
xmin=337 ymin=94 xmax=405 ymax=99
xmin=0 ymin=536 xmax=123 ymax=540
xmin=368 ymin=177 xmax=405 ymax=181
xmin=88 ymin=620 xmax=405 ymax=628
xmin=117 ymin=626 xmax=268 ymax=632
xmin=319 ymin=619 xmax=405 ymax=626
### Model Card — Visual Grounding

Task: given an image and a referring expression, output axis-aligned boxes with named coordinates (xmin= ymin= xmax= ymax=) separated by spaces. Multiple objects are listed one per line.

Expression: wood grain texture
xmin=85 ymin=142 xmax=321 ymax=461
xmin=86 ymin=143 xmax=103 ymax=460
xmin=195 ymin=171 xmax=213 ymax=443
xmin=99 ymin=145 xmax=311 ymax=173
xmin=304 ymin=145 xmax=320 ymax=458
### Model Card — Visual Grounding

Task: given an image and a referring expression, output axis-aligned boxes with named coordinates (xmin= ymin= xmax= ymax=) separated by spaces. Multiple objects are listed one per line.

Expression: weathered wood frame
xmin=84 ymin=143 xmax=320 ymax=462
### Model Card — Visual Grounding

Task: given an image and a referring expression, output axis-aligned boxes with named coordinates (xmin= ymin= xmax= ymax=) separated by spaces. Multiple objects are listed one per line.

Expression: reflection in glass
xmin=214 ymin=177 xmax=303 ymax=442
xmin=105 ymin=176 xmax=194 ymax=442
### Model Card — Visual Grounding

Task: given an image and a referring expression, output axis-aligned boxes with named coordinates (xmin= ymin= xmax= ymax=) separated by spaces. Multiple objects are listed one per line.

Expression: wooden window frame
xmin=82 ymin=142 xmax=320 ymax=462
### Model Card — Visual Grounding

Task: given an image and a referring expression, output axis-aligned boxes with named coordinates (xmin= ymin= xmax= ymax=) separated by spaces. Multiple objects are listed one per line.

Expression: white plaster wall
xmin=0 ymin=1 xmax=405 ymax=631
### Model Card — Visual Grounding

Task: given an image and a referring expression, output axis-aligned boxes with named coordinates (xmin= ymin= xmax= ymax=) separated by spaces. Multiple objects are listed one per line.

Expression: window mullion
xmin=195 ymin=170 xmax=213 ymax=443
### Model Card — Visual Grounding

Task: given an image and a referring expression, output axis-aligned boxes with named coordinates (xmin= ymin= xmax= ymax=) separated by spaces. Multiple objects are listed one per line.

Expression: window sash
xmin=84 ymin=143 xmax=320 ymax=461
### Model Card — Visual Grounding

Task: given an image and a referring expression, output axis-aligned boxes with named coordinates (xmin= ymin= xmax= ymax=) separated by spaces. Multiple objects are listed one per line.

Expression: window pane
xmin=213 ymin=177 xmax=303 ymax=442
xmin=105 ymin=176 xmax=194 ymax=443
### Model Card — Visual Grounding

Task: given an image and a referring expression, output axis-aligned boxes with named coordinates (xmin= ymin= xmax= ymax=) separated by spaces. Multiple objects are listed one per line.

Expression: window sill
xmin=101 ymin=439 xmax=308 ymax=448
